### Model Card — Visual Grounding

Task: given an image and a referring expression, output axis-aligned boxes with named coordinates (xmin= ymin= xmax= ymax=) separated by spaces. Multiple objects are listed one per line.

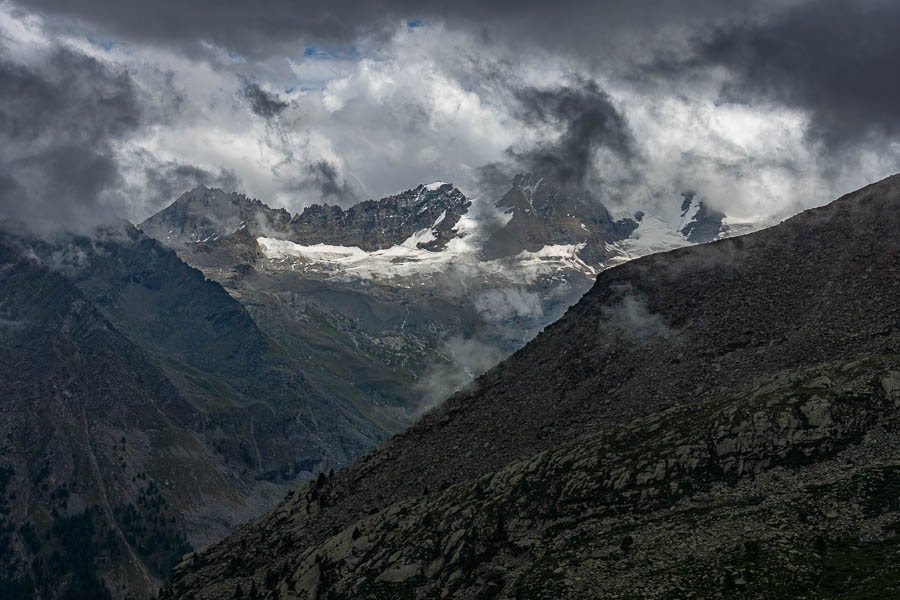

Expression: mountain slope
xmin=20 ymin=224 xmax=392 ymax=473
xmin=0 ymin=220 xmax=423 ymax=599
xmin=139 ymin=187 xmax=292 ymax=247
xmin=191 ymin=355 xmax=900 ymax=599
xmin=162 ymin=174 xmax=900 ymax=598
xmin=0 ymin=240 xmax=201 ymax=598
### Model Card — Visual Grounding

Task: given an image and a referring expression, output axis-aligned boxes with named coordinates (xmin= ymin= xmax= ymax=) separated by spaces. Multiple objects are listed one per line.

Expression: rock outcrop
xmin=678 ymin=190 xmax=728 ymax=243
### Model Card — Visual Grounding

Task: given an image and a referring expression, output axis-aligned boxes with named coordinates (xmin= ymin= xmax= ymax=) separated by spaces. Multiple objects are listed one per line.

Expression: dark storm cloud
xmin=243 ymin=82 xmax=289 ymax=119
xmin=0 ymin=45 xmax=141 ymax=234
xmin=287 ymin=161 xmax=358 ymax=207
xmin=12 ymin=0 xmax=900 ymax=223
xmin=23 ymin=0 xmax=774 ymax=60
xmin=23 ymin=0 xmax=900 ymax=156
xmin=508 ymin=78 xmax=635 ymax=186
xmin=138 ymin=153 xmax=242 ymax=212
xmin=0 ymin=43 xmax=232 ymax=234
xmin=680 ymin=0 xmax=900 ymax=152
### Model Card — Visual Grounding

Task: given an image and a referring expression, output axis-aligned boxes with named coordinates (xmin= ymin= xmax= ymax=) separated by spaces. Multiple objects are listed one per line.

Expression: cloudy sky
xmin=1 ymin=0 xmax=899 ymax=233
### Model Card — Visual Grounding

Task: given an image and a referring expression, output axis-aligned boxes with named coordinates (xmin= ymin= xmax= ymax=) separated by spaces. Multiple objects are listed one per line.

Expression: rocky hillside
xmin=178 ymin=355 xmax=900 ymax=599
xmin=162 ymin=174 xmax=900 ymax=598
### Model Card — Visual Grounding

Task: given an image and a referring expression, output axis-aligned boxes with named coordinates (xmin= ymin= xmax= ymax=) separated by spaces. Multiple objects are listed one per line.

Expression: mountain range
xmin=139 ymin=175 xmax=734 ymax=416
xmin=160 ymin=174 xmax=900 ymax=599
xmin=0 ymin=172 xmax=744 ymax=598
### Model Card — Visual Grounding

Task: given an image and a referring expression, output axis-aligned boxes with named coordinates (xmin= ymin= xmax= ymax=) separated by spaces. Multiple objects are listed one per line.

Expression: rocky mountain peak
xmin=143 ymin=183 xmax=472 ymax=254
xmin=139 ymin=187 xmax=291 ymax=247
xmin=482 ymin=172 xmax=638 ymax=264
xmin=287 ymin=182 xmax=471 ymax=251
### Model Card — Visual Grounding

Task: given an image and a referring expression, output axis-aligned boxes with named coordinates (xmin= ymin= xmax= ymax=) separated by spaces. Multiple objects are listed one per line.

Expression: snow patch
xmin=678 ymin=201 xmax=702 ymax=231
xmin=607 ymin=214 xmax=692 ymax=266
xmin=257 ymin=239 xmax=367 ymax=261
xmin=257 ymin=235 xmax=597 ymax=284
xmin=400 ymin=227 xmax=437 ymax=248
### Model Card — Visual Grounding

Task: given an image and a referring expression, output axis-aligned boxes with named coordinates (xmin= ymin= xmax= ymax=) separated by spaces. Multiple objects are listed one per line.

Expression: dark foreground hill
xmin=163 ymin=174 xmax=900 ymax=598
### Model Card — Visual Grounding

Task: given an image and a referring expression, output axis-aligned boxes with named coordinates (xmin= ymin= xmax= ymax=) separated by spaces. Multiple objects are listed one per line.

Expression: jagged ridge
xmin=139 ymin=183 xmax=471 ymax=252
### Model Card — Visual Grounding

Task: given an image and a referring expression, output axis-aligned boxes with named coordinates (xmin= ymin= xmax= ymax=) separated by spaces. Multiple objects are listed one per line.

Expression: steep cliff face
xmin=161 ymin=174 xmax=900 ymax=599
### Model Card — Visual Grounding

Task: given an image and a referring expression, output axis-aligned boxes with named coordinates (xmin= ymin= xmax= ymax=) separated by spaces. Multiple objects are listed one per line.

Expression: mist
xmin=415 ymin=335 xmax=506 ymax=411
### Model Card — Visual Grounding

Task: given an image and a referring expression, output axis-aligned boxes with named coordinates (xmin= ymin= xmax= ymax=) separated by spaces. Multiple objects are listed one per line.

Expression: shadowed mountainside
xmin=0 ymin=221 xmax=414 ymax=599
xmin=0 ymin=240 xmax=199 ymax=597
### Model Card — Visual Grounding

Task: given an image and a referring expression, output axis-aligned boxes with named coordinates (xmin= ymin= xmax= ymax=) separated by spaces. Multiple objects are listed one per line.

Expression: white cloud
xmin=2 ymin=2 xmax=898 ymax=228
xmin=474 ymin=287 xmax=544 ymax=323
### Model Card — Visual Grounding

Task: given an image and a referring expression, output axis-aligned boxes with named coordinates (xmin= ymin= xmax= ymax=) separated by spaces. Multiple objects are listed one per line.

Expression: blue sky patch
xmin=304 ymin=46 xmax=329 ymax=58
xmin=87 ymin=36 xmax=114 ymax=51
